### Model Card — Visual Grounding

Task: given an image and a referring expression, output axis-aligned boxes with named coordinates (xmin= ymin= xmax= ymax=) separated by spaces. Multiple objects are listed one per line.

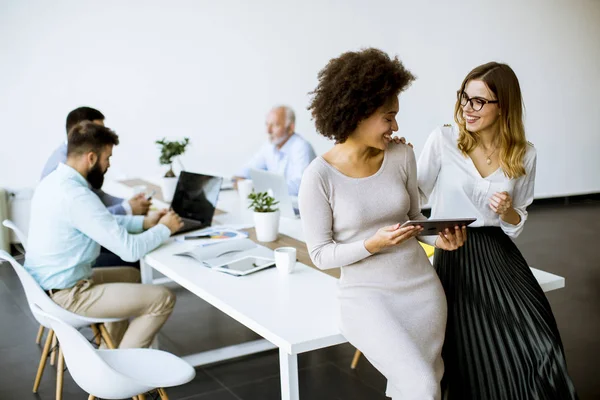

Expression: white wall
xmin=1 ymin=0 xmax=599 ymax=198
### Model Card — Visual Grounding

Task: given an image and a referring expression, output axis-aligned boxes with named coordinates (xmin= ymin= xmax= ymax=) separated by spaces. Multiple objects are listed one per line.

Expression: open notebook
xmin=175 ymin=238 xmax=275 ymax=276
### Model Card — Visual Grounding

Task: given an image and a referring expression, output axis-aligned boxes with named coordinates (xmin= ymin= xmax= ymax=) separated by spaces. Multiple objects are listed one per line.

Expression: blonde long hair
xmin=455 ymin=62 xmax=528 ymax=179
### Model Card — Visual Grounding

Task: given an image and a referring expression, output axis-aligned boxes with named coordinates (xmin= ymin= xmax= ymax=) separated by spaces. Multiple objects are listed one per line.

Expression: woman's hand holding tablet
xmin=400 ymin=218 xmax=476 ymax=236
xmin=401 ymin=218 xmax=475 ymax=251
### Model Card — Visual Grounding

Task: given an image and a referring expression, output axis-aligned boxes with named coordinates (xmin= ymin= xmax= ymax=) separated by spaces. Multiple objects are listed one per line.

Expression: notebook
xmin=175 ymin=238 xmax=275 ymax=276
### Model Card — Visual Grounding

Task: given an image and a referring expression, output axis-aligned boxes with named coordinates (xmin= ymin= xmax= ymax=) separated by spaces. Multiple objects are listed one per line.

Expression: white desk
xmin=143 ymin=242 xmax=344 ymax=399
xmin=106 ymin=179 xmax=565 ymax=400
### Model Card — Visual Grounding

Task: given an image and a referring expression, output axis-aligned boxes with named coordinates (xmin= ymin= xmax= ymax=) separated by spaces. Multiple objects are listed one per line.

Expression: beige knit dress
xmin=298 ymin=143 xmax=446 ymax=399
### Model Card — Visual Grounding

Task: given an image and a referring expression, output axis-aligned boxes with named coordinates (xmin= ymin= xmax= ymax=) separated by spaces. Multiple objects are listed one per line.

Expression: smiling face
xmin=351 ymin=96 xmax=399 ymax=150
xmin=461 ymin=79 xmax=500 ymax=134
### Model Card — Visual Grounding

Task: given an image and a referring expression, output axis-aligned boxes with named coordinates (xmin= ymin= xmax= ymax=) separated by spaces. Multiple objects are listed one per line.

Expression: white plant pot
xmin=161 ymin=176 xmax=178 ymax=203
xmin=253 ymin=210 xmax=280 ymax=242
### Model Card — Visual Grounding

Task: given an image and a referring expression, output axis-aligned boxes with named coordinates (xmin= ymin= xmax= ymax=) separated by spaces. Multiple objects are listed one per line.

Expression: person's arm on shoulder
xmin=69 ymin=189 xmax=170 ymax=262
xmin=298 ymin=166 xmax=371 ymax=270
xmin=417 ymin=127 xmax=443 ymax=206
xmin=499 ymin=146 xmax=537 ymax=238
xmin=404 ymin=145 xmax=438 ymax=246
xmin=408 ymin=143 xmax=466 ymax=250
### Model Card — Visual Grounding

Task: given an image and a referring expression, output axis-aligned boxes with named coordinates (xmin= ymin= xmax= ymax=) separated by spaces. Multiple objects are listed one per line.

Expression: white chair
xmin=0 ymin=250 xmax=127 ymax=400
xmin=32 ymin=304 xmax=196 ymax=400
xmin=2 ymin=219 xmax=28 ymax=249
xmin=1 ymin=219 xmax=47 ymax=345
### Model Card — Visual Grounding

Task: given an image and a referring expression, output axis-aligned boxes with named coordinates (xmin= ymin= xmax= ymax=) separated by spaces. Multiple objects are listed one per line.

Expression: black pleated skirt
xmin=434 ymin=227 xmax=578 ymax=400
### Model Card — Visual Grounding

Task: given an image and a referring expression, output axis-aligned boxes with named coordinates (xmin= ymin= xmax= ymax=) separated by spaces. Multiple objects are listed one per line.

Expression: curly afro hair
xmin=308 ymin=48 xmax=416 ymax=143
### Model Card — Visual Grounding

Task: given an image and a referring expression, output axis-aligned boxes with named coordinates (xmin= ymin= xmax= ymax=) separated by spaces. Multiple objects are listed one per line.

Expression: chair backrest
xmin=30 ymin=304 xmax=150 ymax=399
xmin=0 ymin=250 xmax=100 ymax=329
xmin=2 ymin=219 xmax=28 ymax=250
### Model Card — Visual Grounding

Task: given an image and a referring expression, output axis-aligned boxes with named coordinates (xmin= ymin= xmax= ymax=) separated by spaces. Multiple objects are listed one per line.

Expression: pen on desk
xmin=184 ymin=235 xmax=212 ymax=240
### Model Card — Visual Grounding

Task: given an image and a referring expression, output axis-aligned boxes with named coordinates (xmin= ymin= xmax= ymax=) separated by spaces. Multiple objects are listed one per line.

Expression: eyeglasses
xmin=457 ymin=91 xmax=498 ymax=111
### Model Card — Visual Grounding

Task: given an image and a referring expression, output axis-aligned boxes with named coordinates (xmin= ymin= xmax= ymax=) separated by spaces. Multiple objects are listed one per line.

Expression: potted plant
xmin=248 ymin=191 xmax=280 ymax=242
xmin=155 ymin=137 xmax=190 ymax=202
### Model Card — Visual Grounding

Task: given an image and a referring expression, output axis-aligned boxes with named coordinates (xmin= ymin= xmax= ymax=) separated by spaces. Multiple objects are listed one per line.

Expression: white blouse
xmin=417 ymin=125 xmax=537 ymax=239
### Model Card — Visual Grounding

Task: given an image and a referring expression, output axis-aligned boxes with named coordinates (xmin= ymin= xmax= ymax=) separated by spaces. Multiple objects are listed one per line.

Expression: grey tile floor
xmin=1 ymin=199 xmax=598 ymax=399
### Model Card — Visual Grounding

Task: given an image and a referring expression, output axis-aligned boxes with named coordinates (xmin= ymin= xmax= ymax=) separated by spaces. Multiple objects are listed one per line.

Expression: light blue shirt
xmin=24 ymin=163 xmax=171 ymax=290
xmin=40 ymin=141 xmax=131 ymax=215
xmin=238 ymin=133 xmax=316 ymax=196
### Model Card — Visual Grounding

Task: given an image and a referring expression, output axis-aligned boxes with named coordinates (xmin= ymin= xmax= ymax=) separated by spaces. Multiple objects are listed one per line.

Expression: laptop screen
xmin=171 ymin=172 xmax=223 ymax=224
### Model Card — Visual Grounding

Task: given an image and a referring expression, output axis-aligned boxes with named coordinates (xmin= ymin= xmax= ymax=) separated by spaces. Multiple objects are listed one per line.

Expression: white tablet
xmin=212 ymin=256 xmax=276 ymax=277
xmin=400 ymin=218 xmax=477 ymax=236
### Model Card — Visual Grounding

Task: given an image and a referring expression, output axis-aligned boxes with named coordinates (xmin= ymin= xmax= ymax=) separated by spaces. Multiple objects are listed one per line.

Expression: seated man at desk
xmin=41 ymin=106 xmax=151 ymax=267
xmin=41 ymin=106 xmax=151 ymax=216
xmin=233 ymin=105 xmax=316 ymax=196
xmin=25 ymin=121 xmax=183 ymax=348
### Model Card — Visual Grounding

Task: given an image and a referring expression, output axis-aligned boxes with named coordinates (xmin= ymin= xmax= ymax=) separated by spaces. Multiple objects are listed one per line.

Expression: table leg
xmin=279 ymin=348 xmax=299 ymax=400
xmin=140 ymin=258 xmax=153 ymax=284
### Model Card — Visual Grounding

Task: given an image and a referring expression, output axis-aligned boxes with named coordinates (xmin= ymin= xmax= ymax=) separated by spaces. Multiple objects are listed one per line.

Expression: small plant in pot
xmin=155 ymin=137 xmax=190 ymax=202
xmin=248 ymin=191 xmax=280 ymax=242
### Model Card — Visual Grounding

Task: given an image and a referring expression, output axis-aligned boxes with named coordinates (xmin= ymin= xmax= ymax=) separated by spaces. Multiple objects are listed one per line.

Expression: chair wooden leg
xmin=90 ymin=324 xmax=102 ymax=346
xmin=158 ymin=388 xmax=169 ymax=399
xmin=98 ymin=323 xmax=116 ymax=349
xmin=35 ymin=325 xmax=45 ymax=345
xmin=56 ymin=346 xmax=64 ymax=400
xmin=137 ymin=394 xmax=146 ymax=400
xmin=33 ymin=329 xmax=54 ymax=392
xmin=350 ymin=349 xmax=362 ymax=369
xmin=88 ymin=395 xmax=95 ymax=400
xmin=50 ymin=333 xmax=58 ymax=366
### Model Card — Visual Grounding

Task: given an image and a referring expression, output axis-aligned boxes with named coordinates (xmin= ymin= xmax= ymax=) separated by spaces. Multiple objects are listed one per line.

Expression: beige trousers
xmin=50 ymin=267 xmax=175 ymax=349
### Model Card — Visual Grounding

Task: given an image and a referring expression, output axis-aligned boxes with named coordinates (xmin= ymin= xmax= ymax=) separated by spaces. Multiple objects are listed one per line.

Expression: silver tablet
xmin=213 ymin=256 xmax=276 ymax=277
xmin=400 ymin=218 xmax=477 ymax=236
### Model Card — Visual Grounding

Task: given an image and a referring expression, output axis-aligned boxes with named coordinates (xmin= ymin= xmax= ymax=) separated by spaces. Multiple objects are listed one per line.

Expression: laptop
xmin=170 ymin=171 xmax=223 ymax=234
xmin=249 ymin=169 xmax=299 ymax=219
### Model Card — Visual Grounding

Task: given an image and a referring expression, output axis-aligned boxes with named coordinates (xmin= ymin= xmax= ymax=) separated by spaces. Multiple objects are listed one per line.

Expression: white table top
xmin=144 ymin=240 xmax=344 ymax=354
xmin=212 ymin=190 xmax=565 ymax=292
xmin=105 ymin=177 xmax=565 ymax=354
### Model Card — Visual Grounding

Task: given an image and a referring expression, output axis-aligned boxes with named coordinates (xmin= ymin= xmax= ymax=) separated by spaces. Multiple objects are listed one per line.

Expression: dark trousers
xmin=93 ymin=247 xmax=140 ymax=269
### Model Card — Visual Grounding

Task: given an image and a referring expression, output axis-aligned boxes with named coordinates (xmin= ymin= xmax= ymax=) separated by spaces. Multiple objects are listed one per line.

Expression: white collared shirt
xmin=238 ymin=133 xmax=316 ymax=196
xmin=41 ymin=140 xmax=132 ymax=215
xmin=417 ymin=125 xmax=537 ymax=238
xmin=25 ymin=163 xmax=171 ymax=290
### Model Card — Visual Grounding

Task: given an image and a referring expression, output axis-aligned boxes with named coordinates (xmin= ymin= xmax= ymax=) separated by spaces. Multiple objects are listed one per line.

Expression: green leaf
xmin=155 ymin=138 xmax=190 ymax=166
xmin=247 ymin=191 xmax=279 ymax=213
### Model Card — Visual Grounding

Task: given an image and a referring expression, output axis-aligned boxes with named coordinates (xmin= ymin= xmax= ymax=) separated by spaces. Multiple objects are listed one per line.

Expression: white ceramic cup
xmin=274 ymin=247 xmax=297 ymax=274
xmin=238 ymin=179 xmax=254 ymax=202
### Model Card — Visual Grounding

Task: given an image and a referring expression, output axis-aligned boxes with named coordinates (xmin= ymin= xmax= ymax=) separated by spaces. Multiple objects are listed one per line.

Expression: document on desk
xmin=175 ymin=238 xmax=257 ymax=268
xmin=175 ymin=238 xmax=277 ymax=276
xmin=174 ymin=228 xmax=248 ymax=243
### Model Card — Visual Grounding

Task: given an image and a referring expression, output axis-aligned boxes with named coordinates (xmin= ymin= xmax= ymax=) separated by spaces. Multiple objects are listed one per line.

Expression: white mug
xmin=238 ymin=179 xmax=254 ymax=202
xmin=274 ymin=247 xmax=297 ymax=274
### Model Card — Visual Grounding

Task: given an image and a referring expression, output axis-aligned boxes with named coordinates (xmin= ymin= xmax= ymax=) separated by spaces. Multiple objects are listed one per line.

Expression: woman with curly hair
xmin=299 ymin=48 xmax=466 ymax=399
xmin=418 ymin=62 xmax=578 ymax=399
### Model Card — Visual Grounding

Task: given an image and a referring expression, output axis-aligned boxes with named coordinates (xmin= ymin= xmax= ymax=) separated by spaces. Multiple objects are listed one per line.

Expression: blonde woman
xmin=418 ymin=62 xmax=577 ymax=399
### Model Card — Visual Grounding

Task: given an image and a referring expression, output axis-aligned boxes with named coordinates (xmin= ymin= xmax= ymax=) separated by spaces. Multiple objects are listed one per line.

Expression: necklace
xmin=483 ymin=143 xmax=497 ymax=165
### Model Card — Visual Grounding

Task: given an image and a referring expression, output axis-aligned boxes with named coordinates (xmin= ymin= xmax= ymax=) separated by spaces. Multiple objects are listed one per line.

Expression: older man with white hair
xmin=234 ymin=105 xmax=316 ymax=196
